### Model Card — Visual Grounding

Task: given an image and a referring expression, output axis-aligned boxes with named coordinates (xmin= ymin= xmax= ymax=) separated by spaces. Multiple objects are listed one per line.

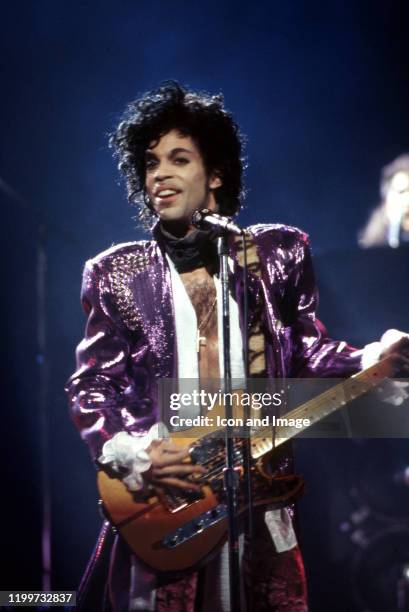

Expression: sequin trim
xmin=109 ymin=250 xmax=150 ymax=331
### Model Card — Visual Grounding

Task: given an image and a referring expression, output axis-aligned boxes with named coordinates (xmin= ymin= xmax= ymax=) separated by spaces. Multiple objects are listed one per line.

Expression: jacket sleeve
xmin=65 ymin=259 xmax=154 ymax=461
xmin=286 ymin=234 xmax=362 ymax=377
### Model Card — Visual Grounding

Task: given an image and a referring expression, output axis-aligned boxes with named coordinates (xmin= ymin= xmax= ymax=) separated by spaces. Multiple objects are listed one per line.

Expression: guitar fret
xmin=165 ymin=357 xmax=395 ymax=501
xmin=251 ymin=357 xmax=393 ymax=458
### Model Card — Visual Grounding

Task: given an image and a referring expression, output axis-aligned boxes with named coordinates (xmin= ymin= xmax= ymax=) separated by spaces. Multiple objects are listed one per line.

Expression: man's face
xmin=144 ymin=129 xmax=221 ymax=233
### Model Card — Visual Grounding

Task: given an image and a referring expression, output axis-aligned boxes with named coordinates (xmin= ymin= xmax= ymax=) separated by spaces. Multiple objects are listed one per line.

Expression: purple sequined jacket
xmin=66 ymin=224 xmax=362 ymax=461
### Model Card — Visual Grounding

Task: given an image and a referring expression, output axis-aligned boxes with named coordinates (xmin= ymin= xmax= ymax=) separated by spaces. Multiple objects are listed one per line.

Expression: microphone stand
xmin=218 ymin=233 xmax=242 ymax=611
xmin=241 ymin=235 xmax=254 ymax=612
xmin=192 ymin=209 xmax=255 ymax=610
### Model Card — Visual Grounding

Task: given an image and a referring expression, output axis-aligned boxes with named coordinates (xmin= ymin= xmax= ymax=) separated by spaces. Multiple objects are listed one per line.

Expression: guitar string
xmin=176 ymin=360 xmax=391 ymax=496
xmin=185 ymin=367 xmax=389 ymax=488
xmin=185 ymin=439 xmax=246 ymax=486
xmin=189 ymin=377 xmax=370 ymax=479
xmin=189 ymin=377 xmax=367 ymax=482
xmin=193 ymin=362 xmax=388 ymax=467
xmin=277 ymin=375 xmax=382 ymax=423
xmin=196 ymin=374 xmax=383 ymax=470
xmin=264 ymin=362 xmax=388 ymax=425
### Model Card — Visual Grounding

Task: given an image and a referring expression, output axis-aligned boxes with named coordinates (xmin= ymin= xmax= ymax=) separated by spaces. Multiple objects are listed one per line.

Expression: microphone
xmin=387 ymin=202 xmax=405 ymax=248
xmin=191 ymin=209 xmax=244 ymax=236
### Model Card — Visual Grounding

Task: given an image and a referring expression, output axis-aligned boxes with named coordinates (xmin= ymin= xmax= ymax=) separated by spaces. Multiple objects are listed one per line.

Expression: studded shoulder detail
xmin=108 ymin=249 xmax=151 ymax=331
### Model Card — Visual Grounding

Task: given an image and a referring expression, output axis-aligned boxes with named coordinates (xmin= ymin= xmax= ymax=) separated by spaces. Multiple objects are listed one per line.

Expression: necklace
xmin=196 ymin=296 xmax=217 ymax=352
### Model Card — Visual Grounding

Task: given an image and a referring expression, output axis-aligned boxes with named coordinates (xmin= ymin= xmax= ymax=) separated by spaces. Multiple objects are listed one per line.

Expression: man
xmin=67 ymin=81 xmax=409 ymax=611
xmin=359 ymin=153 xmax=409 ymax=248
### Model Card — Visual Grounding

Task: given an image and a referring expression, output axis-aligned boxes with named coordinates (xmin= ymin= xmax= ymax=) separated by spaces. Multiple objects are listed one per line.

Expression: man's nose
xmin=153 ymin=161 xmax=173 ymax=181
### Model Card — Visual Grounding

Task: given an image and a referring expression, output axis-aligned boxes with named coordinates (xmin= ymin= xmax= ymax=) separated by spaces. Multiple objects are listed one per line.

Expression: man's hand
xmin=379 ymin=330 xmax=409 ymax=376
xmin=145 ymin=439 xmax=206 ymax=492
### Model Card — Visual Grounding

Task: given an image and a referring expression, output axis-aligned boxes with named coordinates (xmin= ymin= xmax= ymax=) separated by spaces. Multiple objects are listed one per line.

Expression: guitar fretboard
xmin=251 ymin=356 xmax=394 ymax=458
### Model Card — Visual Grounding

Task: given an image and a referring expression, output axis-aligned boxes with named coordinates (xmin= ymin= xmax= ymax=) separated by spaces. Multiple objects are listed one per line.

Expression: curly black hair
xmin=109 ymin=81 xmax=246 ymax=227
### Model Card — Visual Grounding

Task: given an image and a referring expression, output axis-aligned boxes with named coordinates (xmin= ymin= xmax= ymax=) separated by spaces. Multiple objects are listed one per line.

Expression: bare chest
xmin=179 ymin=267 xmax=219 ymax=378
xmin=179 ymin=268 xmax=217 ymax=323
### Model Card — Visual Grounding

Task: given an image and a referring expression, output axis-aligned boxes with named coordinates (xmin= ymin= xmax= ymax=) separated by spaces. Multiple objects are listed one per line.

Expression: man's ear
xmin=209 ymin=172 xmax=222 ymax=190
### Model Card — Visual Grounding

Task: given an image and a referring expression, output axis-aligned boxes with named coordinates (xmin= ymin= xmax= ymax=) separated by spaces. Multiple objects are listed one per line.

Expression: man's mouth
xmin=154 ymin=188 xmax=181 ymax=203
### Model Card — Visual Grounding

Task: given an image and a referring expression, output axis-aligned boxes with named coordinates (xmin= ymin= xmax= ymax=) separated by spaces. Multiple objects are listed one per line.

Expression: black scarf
xmin=157 ymin=224 xmax=219 ymax=273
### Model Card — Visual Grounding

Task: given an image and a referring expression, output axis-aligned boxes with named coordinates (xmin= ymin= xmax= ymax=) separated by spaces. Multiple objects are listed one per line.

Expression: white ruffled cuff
xmin=361 ymin=341 xmax=383 ymax=370
xmin=99 ymin=423 xmax=169 ymax=491
xmin=361 ymin=329 xmax=409 ymax=406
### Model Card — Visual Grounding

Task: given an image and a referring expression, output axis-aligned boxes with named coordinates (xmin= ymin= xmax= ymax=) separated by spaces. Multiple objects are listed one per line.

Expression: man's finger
xmin=381 ymin=337 xmax=409 ymax=359
xmin=152 ymin=476 xmax=202 ymax=492
xmin=387 ymin=354 xmax=409 ymax=376
xmin=153 ymin=464 xmax=206 ymax=477
xmin=153 ymin=439 xmax=191 ymax=454
xmin=153 ymin=448 xmax=191 ymax=467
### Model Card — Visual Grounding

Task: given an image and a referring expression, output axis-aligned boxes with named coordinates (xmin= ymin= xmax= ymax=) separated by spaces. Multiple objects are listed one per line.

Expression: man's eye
xmin=145 ymin=159 xmax=158 ymax=170
xmin=174 ymin=157 xmax=189 ymax=165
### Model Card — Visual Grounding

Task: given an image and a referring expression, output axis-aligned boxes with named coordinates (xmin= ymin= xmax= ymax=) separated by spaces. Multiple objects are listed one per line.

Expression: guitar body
xmin=98 ymin=471 xmax=227 ymax=572
xmin=98 ymin=435 xmax=304 ymax=572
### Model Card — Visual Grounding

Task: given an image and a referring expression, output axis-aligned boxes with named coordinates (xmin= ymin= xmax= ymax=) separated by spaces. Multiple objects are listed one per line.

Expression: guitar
xmin=97 ymin=357 xmax=394 ymax=572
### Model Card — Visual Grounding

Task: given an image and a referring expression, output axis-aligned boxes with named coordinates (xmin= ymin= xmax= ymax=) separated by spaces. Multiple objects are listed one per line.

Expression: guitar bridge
xmin=162 ymin=503 xmax=228 ymax=549
xmin=162 ymin=487 xmax=204 ymax=513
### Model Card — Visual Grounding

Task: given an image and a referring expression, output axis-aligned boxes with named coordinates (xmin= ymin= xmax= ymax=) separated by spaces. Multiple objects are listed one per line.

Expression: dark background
xmin=2 ymin=1 xmax=409 ymax=610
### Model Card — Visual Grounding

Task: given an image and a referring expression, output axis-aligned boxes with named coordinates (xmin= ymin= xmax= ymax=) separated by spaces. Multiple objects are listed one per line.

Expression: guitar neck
xmin=250 ymin=356 xmax=394 ymax=458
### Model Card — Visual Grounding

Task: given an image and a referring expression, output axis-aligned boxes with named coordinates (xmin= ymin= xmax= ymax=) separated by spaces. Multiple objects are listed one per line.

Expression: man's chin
xmin=158 ymin=213 xmax=192 ymax=235
xmin=158 ymin=209 xmax=190 ymax=225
